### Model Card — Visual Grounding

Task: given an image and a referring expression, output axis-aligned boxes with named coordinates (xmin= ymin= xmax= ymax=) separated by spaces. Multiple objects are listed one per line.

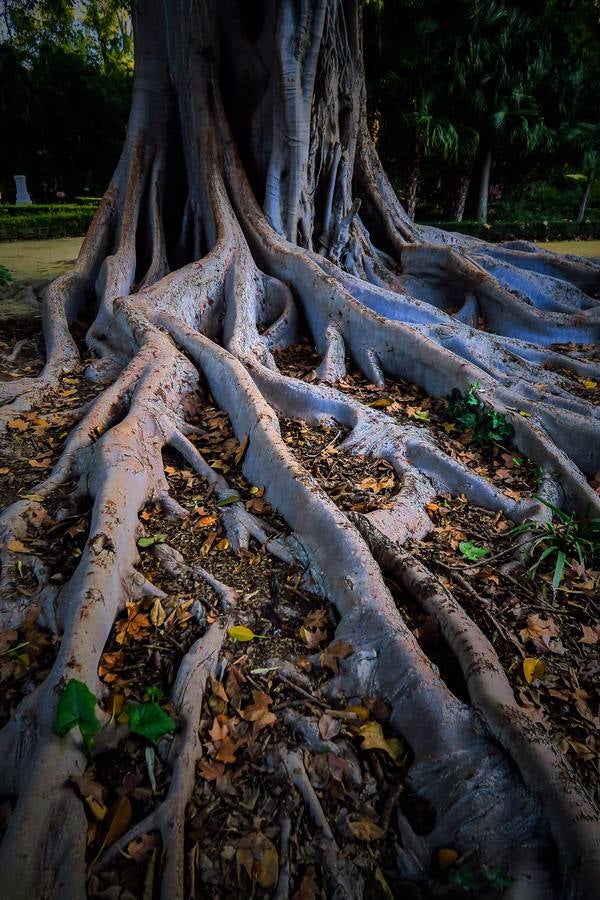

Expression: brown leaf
xmin=28 ymin=458 xmax=50 ymax=469
xmin=210 ymin=675 xmax=229 ymax=703
xmin=198 ymin=759 xmax=225 ymax=781
xmin=98 ymin=795 xmax=132 ymax=852
xmin=215 ymin=736 xmax=242 ymax=764
xmin=234 ymin=433 xmax=250 ymax=465
xmin=579 ymin=624 xmax=600 ymax=645
xmin=348 ymin=819 xmax=385 ymax=841
xmin=149 ymin=598 xmax=166 ymax=627
xmin=318 ymin=713 xmax=341 ymax=741
xmin=236 ymin=832 xmax=279 ymax=889
xmin=6 ymin=539 xmax=28 ymax=553
xmin=292 ymin=867 xmax=319 ymax=900
xmin=319 ymin=639 xmax=353 ymax=673
xmin=299 ymin=625 xmax=327 ymax=648
xmin=239 ymin=690 xmax=277 ymax=736
xmin=127 ymin=832 xmax=160 ymax=863
xmin=7 ymin=419 xmax=28 ymax=432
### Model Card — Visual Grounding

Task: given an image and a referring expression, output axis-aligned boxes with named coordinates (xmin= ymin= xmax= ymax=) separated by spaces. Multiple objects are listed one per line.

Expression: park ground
xmin=0 ymin=235 xmax=598 ymax=896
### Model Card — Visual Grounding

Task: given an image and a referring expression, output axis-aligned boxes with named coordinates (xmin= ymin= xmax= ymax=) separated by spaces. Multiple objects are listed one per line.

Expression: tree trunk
xmin=448 ymin=170 xmax=472 ymax=221
xmin=477 ymin=145 xmax=493 ymax=223
xmin=1 ymin=2 xmax=599 ymax=899
xmin=577 ymin=162 xmax=596 ymax=223
xmin=404 ymin=130 xmax=424 ymax=219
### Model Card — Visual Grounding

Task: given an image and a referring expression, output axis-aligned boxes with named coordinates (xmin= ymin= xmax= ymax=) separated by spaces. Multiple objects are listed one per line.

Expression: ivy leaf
xmin=459 ymin=541 xmax=490 ymax=561
xmin=126 ymin=701 xmax=176 ymax=743
xmin=55 ymin=679 xmax=101 ymax=752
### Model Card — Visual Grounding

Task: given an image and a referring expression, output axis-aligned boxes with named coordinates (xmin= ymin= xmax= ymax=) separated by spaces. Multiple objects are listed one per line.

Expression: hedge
xmin=424 ymin=219 xmax=600 ymax=242
xmin=0 ymin=202 xmax=98 ymax=217
xmin=0 ymin=208 xmax=96 ymax=240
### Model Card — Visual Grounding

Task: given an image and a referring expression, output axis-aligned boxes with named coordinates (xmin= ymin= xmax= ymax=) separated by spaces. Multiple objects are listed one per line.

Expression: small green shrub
xmin=446 ymin=381 xmax=515 ymax=445
xmin=508 ymin=497 xmax=600 ymax=593
xmin=0 ymin=264 xmax=12 ymax=287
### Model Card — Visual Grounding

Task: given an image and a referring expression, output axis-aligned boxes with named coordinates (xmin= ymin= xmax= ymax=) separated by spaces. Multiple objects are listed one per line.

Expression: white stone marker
xmin=14 ymin=175 xmax=32 ymax=205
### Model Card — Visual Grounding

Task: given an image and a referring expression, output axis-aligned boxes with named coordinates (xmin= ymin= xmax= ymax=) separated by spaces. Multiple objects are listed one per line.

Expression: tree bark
xmin=405 ymin=129 xmax=424 ymax=219
xmin=477 ymin=144 xmax=493 ymax=223
xmin=577 ymin=162 xmax=596 ymax=223
xmin=448 ymin=170 xmax=472 ymax=221
xmin=0 ymin=2 xmax=599 ymax=899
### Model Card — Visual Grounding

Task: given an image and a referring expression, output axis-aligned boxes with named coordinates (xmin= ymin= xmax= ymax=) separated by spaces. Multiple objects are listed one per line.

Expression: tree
xmin=0 ymin=1 xmax=599 ymax=898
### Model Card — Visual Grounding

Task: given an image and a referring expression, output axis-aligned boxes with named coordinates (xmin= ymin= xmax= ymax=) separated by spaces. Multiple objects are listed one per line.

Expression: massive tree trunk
xmin=1 ymin=1 xmax=600 ymax=898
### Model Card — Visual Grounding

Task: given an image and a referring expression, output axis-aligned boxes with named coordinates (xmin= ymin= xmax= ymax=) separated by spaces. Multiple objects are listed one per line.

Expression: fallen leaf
xmin=6 ymin=539 xmax=27 ymax=553
xmin=27 ymin=458 xmax=50 ymax=469
xmin=149 ymin=598 xmax=166 ymax=627
xmin=582 ymin=379 xmax=598 ymax=389
xmin=236 ymin=832 xmax=279 ymax=889
xmin=7 ymin=419 xmax=27 ymax=432
xmin=318 ymin=713 xmax=341 ymax=741
xmin=299 ymin=625 xmax=327 ymax=648
xmin=127 ymin=832 xmax=160 ymax=863
xmin=228 ymin=625 xmax=267 ymax=642
xmin=358 ymin=721 xmax=403 ymax=763
xmin=348 ymin=819 xmax=385 ymax=841
xmin=579 ymin=624 xmax=600 ymax=645
xmin=98 ymin=795 xmax=132 ymax=852
xmin=523 ymin=657 xmax=546 ymax=684
xmin=438 ymin=848 xmax=459 ymax=869
xmin=319 ymin=639 xmax=353 ymax=673
xmin=198 ymin=759 xmax=226 ymax=781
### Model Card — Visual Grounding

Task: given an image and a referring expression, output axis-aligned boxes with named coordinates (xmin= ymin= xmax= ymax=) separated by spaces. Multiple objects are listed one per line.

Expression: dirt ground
xmin=0 ymin=240 xmax=599 ymax=898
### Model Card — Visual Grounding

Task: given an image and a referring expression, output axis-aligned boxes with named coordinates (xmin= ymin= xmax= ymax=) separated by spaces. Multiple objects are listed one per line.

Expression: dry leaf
xmin=437 ymin=848 xmax=459 ymax=869
xmin=236 ymin=832 xmax=279 ymax=889
xmin=358 ymin=721 xmax=403 ymax=763
xmin=579 ymin=624 xmax=600 ymax=645
xmin=127 ymin=832 xmax=160 ymax=863
xmin=299 ymin=625 xmax=327 ymax=648
xmin=319 ymin=639 xmax=353 ymax=673
xmin=198 ymin=759 xmax=226 ymax=781
xmin=150 ymin=598 xmax=166 ymax=627
xmin=7 ymin=419 xmax=27 ymax=432
xmin=348 ymin=819 xmax=385 ymax=841
xmin=318 ymin=713 xmax=341 ymax=741
xmin=6 ymin=539 xmax=28 ymax=553
xmin=98 ymin=795 xmax=132 ymax=852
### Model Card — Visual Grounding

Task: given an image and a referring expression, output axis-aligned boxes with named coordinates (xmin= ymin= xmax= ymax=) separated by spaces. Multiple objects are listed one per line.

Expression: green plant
xmin=0 ymin=264 xmax=12 ymax=287
xmin=55 ymin=679 xmax=101 ymax=753
xmin=125 ymin=701 xmax=176 ymax=743
xmin=446 ymin=381 xmax=515 ymax=445
xmin=508 ymin=497 xmax=600 ymax=593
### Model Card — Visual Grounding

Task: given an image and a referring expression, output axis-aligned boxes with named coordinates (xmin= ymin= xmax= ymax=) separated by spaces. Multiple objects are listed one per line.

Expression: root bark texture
xmin=0 ymin=1 xmax=599 ymax=898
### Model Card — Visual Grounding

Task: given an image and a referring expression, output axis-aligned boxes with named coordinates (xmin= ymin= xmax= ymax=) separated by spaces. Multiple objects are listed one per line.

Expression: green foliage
xmin=424 ymin=219 xmax=600 ymax=241
xmin=446 ymin=381 xmax=514 ymax=445
xmin=55 ymin=678 xmax=101 ymax=753
xmin=0 ymin=264 xmax=12 ymax=286
xmin=125 ymin=701 xmax=177 ymax=744
xmin=0 ymin=208 xmax=95 ymax=240
xmin=508 ymin=497 xmax=600 ymax=593
xmin=459 ymin=540 xmax=489 ymax=561
xmin=137 ymin=532 xmax=167 ymax=548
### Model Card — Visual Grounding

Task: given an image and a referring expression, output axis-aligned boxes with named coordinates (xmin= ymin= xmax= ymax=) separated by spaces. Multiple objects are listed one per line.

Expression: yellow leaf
xmin=368 ymin=397 xmax=393 ymax=408
xmin=523 ymin=657 xmax=546 ymax=684
xmin=85 ymin=796 xmax=107 ymax=822
xmin=228 ymin=625 xmax=257 ymax=642
xmin=216 ymin=537 xmax=230 ymax=551
xmin=582 ymin=379 xmax=597 ymax=389
xmin=346 ymin=704 xmax=370 ymax=722
xmin=518 ymin=411 xmax=531 ymax=417
xmin=437 ymin=848 xmax=459 ymax=869
xmin=358 ymin=721 xmax=403 ymax=763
